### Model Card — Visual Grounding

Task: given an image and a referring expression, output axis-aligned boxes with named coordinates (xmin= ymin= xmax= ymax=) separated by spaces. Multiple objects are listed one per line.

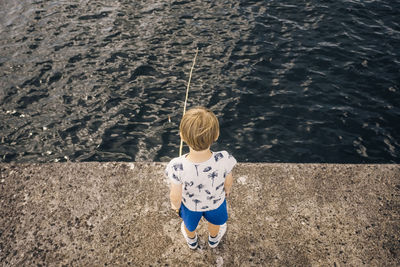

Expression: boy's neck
xmin=186 ymin=148 xmax=213 ymax=163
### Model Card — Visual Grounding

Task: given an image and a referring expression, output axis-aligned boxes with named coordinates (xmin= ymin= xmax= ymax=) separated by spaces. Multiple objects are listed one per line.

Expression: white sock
xmin=189 ymin=234 xmax=198 ymax=242
xmin=209 ymin=234 xmax=219 ymax=241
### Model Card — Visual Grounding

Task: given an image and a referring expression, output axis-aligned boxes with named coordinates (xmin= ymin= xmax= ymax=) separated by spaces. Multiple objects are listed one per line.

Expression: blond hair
xmin=180 ymin=107 xmax=219 ymax=151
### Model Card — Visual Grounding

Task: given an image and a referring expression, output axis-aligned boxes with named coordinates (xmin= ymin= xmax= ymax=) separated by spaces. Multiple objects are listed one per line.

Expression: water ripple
xmin=0 ymin=0 xmax=399 ymax=163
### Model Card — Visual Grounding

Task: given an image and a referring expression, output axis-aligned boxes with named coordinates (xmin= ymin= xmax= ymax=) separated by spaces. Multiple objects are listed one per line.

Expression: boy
xmin=165 ymin=106 xmax=237 ymax=249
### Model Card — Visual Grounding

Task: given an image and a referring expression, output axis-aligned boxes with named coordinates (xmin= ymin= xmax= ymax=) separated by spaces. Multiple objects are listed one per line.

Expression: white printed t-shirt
xmin=165 ymin=150 xmax=237 ymax=212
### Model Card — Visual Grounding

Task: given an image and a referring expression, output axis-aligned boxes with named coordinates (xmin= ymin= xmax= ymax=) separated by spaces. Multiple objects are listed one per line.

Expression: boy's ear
xmin=215 ymin=131 xmax=220 ymax=141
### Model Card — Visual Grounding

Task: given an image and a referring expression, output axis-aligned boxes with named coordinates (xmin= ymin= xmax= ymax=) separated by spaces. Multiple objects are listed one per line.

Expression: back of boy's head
xmin=180 ymin=106 xmax=219 ymax=151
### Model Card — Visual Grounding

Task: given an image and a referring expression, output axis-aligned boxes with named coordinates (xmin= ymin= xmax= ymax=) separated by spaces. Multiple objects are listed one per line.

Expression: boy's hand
xmin=170 ymin=203 xmax=181 ymax=216
xmin=225 ymin=190 xmax=231 ymax=198
xmin=171 ymin=206 xmax=180 ymax=216
xmin=171 ymin=202 xmax=179 ymax=210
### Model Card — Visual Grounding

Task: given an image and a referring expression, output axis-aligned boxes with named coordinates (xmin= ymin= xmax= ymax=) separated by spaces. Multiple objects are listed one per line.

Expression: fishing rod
xmin=179 ymin=47 xmax=199 ymax=157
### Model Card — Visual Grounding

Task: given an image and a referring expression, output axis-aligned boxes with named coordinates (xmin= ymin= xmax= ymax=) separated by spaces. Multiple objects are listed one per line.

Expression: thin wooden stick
xmin=179 ymin=47 xmax=199 ymax=156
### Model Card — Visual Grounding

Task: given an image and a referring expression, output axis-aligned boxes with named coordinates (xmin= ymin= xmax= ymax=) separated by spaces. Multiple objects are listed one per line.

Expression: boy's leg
xmin=204 ymin=200 xmax=228 ymax=247
xmin=184 ymin=223 xmax=196 ymax=239
xmin=180 ymin=203 xmax=202 ymax=241
xmin=208 ymin=221 xmax=220 ymax=237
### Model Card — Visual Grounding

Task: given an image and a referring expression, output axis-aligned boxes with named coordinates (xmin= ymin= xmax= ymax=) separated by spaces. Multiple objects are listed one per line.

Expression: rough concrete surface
xmin=0 ymin=163 xmax=399 ymax=266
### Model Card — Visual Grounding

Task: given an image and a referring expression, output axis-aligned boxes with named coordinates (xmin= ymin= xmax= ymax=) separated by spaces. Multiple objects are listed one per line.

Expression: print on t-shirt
xmin=166 ymin=150 xmax=237 ymax=211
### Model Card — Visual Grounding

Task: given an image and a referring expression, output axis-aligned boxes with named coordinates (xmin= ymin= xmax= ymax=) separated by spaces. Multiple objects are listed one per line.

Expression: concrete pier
xmin=0 ymin=163 xmax=399 ymax=266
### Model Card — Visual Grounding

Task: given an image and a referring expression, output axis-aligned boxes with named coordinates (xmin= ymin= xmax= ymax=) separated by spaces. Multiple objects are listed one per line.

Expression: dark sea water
xmin=0 ymin=0 xmax=399 ymax=163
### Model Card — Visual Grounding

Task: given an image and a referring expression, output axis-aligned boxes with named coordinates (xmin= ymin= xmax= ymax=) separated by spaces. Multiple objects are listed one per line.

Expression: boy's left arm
xmin=170 ymin=183 xmax=182 ymax=210
xmin=224 ymin=172 xmax=233 ymax=197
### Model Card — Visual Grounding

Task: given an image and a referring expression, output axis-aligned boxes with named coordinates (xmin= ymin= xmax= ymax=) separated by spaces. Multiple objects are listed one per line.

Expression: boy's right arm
xmin=170 ymin=182 xmax=182 ymax=210
xmin=224 ymin=172 xmax=233 ymax=197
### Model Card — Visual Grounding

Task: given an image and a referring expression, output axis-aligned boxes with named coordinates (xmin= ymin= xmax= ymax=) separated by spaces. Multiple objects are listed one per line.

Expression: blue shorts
xmin=179 ymin=199 xmax=228 ymax=232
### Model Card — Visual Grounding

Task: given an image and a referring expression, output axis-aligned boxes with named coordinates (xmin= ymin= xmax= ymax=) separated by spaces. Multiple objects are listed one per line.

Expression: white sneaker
xmin=208 ymin=223 xmax=227 ymax=248
xmin=181 ymin=222 xmax=198 ymax=249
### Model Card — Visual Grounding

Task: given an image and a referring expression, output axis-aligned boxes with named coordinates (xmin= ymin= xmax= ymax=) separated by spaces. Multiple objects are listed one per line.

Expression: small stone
xmin=128 ymin=163 xmax=135 ymax=170
xmin=237 ymin=176 xmax=247 ymax=185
